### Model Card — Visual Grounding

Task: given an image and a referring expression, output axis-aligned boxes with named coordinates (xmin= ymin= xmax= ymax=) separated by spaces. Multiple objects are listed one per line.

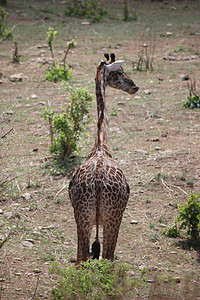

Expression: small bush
xmin=182 ymin=95 xmax=200 ymax=109
xmin=45 ymin=27 xmax=76 ymax=82
xmin=183 ymin=78 xmax=200 ymax=109
xmin=45 ymin=63 xmax=72 ymax=82
xmin=0 ymin=7 xmax=13 ymax=40
xmin=50 ymin=259 xmax=140 ymax=300
xmin=41 ymin=86 xmax=93 ymax=160
xmin=176 ymin=192 xmax=200 ymax=239
xmin=64 ymin=0 xmax=108 ymax=21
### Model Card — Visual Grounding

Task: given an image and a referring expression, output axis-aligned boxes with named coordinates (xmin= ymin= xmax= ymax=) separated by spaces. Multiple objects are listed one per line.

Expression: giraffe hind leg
xmin=76 ymin=221 xmax=93 ymax=264
xmin=102 ymin=222 xmax=121 ymax=261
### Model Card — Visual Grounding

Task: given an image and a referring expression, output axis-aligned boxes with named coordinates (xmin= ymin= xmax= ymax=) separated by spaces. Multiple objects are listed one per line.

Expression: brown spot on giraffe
xmin=69 ymin=53 xmax=139 ymax=264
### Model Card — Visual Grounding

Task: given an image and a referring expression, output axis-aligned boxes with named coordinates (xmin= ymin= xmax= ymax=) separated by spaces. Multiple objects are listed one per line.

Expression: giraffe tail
xmin=92 ymin=187 xmax=101 ymax=259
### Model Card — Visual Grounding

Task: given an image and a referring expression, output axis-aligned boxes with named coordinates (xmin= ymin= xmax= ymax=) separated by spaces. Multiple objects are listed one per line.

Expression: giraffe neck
xmin=95 ymin=62 xmax=109 ymax=148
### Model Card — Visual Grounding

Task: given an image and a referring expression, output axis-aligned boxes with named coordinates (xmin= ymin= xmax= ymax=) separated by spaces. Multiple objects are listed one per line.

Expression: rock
xmin=166 ymin=32 xmax=173 ymax=36
xmin=135 ymin=95 xmax=141 ymax=99
xmin=31 ymin=94 xmax=38 ymax=99
xmin=22 ymin=193 xmax=31 ymax=200
xmin=130 ymin=220 xmax=138 ymax=224
xmin=182 ymin=74 xmax=190 ymax=81
xmin=22 ymin=241 xmax=33 ymax=248
xmin=0 ymin=80 xmax=3 ymax=84
xmin=144 ymin=89 xmax=151 ymax=95
xmin=10 ymin=73 xmax=23 ymax=82
xmin=81 ymin=21 xmax=90 ymax=25
xmin=0 ymin=209 xmax=3 ymax=214
xmin=33 ymin=269 xmax=41 ymax=273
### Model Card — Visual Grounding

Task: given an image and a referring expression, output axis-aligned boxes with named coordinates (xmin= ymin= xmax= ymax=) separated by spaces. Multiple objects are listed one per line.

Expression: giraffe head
xmin=103 ymin=53 xmax=139 ymax=95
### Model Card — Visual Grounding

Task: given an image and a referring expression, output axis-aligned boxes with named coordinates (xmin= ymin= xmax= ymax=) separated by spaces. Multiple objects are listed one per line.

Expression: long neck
xmin=95 ymin=63 xmax=109 ymax=147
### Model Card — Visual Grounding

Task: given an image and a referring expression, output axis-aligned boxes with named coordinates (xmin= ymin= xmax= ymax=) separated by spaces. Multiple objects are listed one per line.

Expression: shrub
xmin=50 ymin=259 xmax=140 ymax=299
xmin=64 ymin=0 xmax=108 ymax=21
xmin=45 ymin=27 xmax=76 ymax=82
xmin=0 ymin=7 xmax=12 ymax=40
xmin=176 ymin=192 xmax=200 ymax=239
xmin=41 ymin=86 xmax=93 ymax=160
xmin=182 ymin=95 xmax=200 ymax=109
xmin=45 ymin=63 xmax=72 ymax=82
xmin=182 ymin=78 xmax=200 ymax=109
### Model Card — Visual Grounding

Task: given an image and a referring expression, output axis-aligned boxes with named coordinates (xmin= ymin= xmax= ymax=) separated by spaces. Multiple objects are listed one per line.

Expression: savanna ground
xmin=1 ymin=0 xmax=200 ymax=299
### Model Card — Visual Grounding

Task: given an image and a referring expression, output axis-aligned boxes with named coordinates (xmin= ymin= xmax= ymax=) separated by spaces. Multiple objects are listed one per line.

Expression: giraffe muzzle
xmin=128 ymin=85 xmax=139 ymax=94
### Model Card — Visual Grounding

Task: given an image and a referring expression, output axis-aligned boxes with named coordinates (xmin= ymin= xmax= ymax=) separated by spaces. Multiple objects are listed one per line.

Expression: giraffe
xmin=69 ymin=53 xmax=139 ymax=264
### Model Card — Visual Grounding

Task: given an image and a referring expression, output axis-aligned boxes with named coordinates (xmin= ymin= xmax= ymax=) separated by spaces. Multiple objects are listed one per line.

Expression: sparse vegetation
xmin=0 ymin=7 xmax=12 ymax=40
xmin=1 ymin=1 xmax=200 ymax=299
xmin=41 ymin=86 xmax=93 ymax=160
xmin=45 ymin=27 xmax=76 ymax=82
xmin=64 ymin=0 xmax=108 ymax=21
xmin=133 ymin=40 xmax=155 ymax=71
xmin=50 ymin=259 xmax=140 ymax=299
xmin=176 ymin=192 xmax=200 ymax=239
xmin=182 ymin=78 xmax=200 ymax=109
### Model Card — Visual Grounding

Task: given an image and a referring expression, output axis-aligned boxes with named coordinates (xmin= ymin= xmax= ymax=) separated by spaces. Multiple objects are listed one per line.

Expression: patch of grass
xmin=64 ymin=0 xmax=108 ymax=21
xmin=50 ymin=259 xmax=141 ymax=300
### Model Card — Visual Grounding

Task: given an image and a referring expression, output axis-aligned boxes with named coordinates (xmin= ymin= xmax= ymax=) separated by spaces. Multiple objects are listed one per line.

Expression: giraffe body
xmin=69 ymin=54 xmax=139 ymax=264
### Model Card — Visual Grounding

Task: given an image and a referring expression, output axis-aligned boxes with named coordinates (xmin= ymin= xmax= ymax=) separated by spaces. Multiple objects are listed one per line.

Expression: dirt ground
xmin=1 ymin=0 xmax=200 ymax=299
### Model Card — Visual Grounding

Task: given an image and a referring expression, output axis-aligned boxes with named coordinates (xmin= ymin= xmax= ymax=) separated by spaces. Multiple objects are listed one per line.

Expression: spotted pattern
xmin=69 ymin=55 xmax=138 ymax=264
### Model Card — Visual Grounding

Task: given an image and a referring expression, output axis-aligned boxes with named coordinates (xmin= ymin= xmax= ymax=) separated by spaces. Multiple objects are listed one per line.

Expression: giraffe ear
xmin=104 ymin=60 xmax=124 ymax=72
xmin=104 ymin=53 xmax=109 ymax=61
xmin=110 ymin=53 xmax=115 ymax=62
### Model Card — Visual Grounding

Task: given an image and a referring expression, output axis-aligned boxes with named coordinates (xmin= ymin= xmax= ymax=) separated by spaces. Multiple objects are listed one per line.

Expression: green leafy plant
xmin=64 ymin=0 xmax=108 ymax=21
xmin=182 ymin=95 xmax=200 ymax=109
xmin=41 ymin=86 xmax=93 ymax=160
xmin=45 ymin=28 xmax=76 ymax=82
xmin=183 ymin=78 xmax=200 ymax=109
xmin=50 ymin=259 xmax=140 ymax=299
xmin=0 ymin=7 xmax=13 ymax=40
xmin=175 ymin=192 xmax=200 ymax=239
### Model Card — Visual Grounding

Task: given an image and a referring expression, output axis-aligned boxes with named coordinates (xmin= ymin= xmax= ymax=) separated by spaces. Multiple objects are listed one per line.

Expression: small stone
xmin=158 ymin=77 xmax=164 ymax=81
xmin=81 ymin=21 xmax=90 ymax=25
xmin=31 ymin=94 xmax=38 ymax=99
xmin=182 ymin=74 xmax=190 ymax=81
xmin=117 ymin=102 xmax=125 ymax=106
xmin=14 ymin=273 xmax=22 ymax=276
xmin=144 ymin=89 xmax=151 ymax=95
xmin=166 ymin=32 xmax=173 ymax=36
xmin=10 ymin=73 xmax=23 ymax=82
xmin=22 ymin=241 xmax=33 ymax=248
xmin=22 ymin=193 xmax=31 ymax=200
xmin=33 ymin=269 xmax=41 ymax=274
xmin=130 ymin=220 xmax=138 ymax=224
xmin=0 ymin=80 xmax=3 ymax=84
xmin=135 ymin=95 xmax=141 ymax=99
xmin=0 ymin=209 xmax=3 ymax=214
